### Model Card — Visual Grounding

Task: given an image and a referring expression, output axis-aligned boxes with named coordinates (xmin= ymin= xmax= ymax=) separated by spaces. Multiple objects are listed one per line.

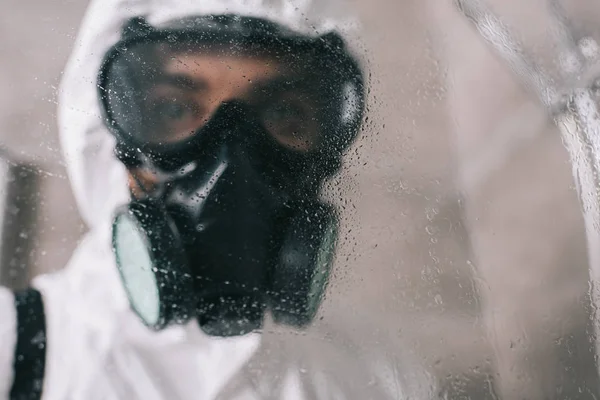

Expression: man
xmin=0 ymin=1 xmax=435 ymax=399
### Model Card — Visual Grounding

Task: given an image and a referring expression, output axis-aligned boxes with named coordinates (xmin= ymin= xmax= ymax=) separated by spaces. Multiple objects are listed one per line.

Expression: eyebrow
xmin=155 ymin=74 xmax=209 ymax=91
xmin=252 ymin=75 xmax=313 ymax=95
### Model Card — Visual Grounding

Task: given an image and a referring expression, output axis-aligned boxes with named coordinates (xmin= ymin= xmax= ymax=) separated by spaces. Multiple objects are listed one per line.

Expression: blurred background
xmin=3 ymin=0 xmax=600 ymax=398
xmin=0 ymin=0 xmax=87 ymax=285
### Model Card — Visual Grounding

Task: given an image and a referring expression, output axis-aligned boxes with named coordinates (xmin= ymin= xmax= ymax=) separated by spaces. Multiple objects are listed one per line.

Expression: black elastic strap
xmin=10 ymin=288 xmax=46 ymax=400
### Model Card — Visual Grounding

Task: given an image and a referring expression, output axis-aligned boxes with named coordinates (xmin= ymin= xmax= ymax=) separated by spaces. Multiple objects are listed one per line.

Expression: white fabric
xmin=0 ymin=288 xmax=16 ymax=399
xmin=0 ymin=0 xmax=435 ymax=398
xmin=32 ymin=229 xmax=262 ymax=400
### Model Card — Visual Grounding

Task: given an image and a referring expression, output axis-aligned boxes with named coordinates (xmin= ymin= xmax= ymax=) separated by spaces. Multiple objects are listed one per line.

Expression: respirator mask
xmin=97 ymin=15 xmax=365 ymax=336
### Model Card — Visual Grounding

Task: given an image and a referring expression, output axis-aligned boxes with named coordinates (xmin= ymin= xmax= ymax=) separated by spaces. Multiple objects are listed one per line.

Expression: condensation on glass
xmin=8 ymin=0 xmax=600 ymax=399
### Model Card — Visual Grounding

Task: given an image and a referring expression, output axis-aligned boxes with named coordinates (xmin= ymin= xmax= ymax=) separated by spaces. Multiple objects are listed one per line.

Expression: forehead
xmin=164 ymin=51 xmax=283 ymax=80
xmin=149 ymin=40 xmax=313 ymax=75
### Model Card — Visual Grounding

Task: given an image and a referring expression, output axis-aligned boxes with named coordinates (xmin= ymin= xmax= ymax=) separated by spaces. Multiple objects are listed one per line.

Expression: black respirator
xmin=97 ymin=15 xmax=365 ymax=336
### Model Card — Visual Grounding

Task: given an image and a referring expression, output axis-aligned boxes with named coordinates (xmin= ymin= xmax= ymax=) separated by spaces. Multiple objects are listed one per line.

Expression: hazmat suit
xmin=0 ymin=0 xmax=436 ymax=399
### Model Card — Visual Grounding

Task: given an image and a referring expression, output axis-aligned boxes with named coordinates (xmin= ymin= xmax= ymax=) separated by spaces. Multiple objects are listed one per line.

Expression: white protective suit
xmin=0 ymin=0 xmax=437 ymax=399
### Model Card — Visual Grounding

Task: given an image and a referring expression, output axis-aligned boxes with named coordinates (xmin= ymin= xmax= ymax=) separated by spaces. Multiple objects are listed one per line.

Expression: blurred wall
xmin=325 ymin=0 xmax=600 ymax=397
xmin=0 ymin=0 xmax=89 ymax=282
xmin=431 ymin=0 xmax=600 ymax=398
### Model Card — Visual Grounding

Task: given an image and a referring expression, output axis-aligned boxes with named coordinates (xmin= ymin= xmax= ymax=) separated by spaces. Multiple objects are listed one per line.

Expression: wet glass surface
xmin=4 ymin=0 xmax=600 ymax=398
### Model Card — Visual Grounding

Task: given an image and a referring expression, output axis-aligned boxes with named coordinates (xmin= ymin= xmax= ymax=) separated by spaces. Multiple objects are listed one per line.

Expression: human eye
xmin=263 ymin=100 xmax=306 ymax=122
xmin=144 ymin=96 xmax=203 ymax=143
xmin=152 ymin=98 xmax=196 ymax=123
xmin=258 ymin=92 xmax=320 ymax=151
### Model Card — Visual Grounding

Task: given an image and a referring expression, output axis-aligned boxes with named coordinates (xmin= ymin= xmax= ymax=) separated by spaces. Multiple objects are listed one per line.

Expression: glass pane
xmin=5 ymin=0 xmax=600 ymax=399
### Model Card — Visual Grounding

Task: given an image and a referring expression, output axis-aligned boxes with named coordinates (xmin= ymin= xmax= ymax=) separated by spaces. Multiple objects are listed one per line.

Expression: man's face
xmin=128 ymin=48 xmax=323 ymax=195
xmin=144 ymin=50 xmax=321 ymax=149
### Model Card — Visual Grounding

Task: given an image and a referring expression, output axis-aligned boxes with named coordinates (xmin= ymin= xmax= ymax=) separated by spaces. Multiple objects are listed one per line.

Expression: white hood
xmin=57 ymin=0 xmax=360 ymax=232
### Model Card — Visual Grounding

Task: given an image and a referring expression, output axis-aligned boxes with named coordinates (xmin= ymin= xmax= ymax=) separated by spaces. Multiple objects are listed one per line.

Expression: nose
xmin=202 ymin=84 xmax=255 ymax=121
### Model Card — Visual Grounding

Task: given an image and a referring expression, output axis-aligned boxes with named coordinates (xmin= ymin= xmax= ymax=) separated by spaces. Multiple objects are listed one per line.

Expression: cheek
xmin=128 ymin=174 xmax=145 ymax=199
xmin=127 ymin=169 xmax=160 ymax=198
